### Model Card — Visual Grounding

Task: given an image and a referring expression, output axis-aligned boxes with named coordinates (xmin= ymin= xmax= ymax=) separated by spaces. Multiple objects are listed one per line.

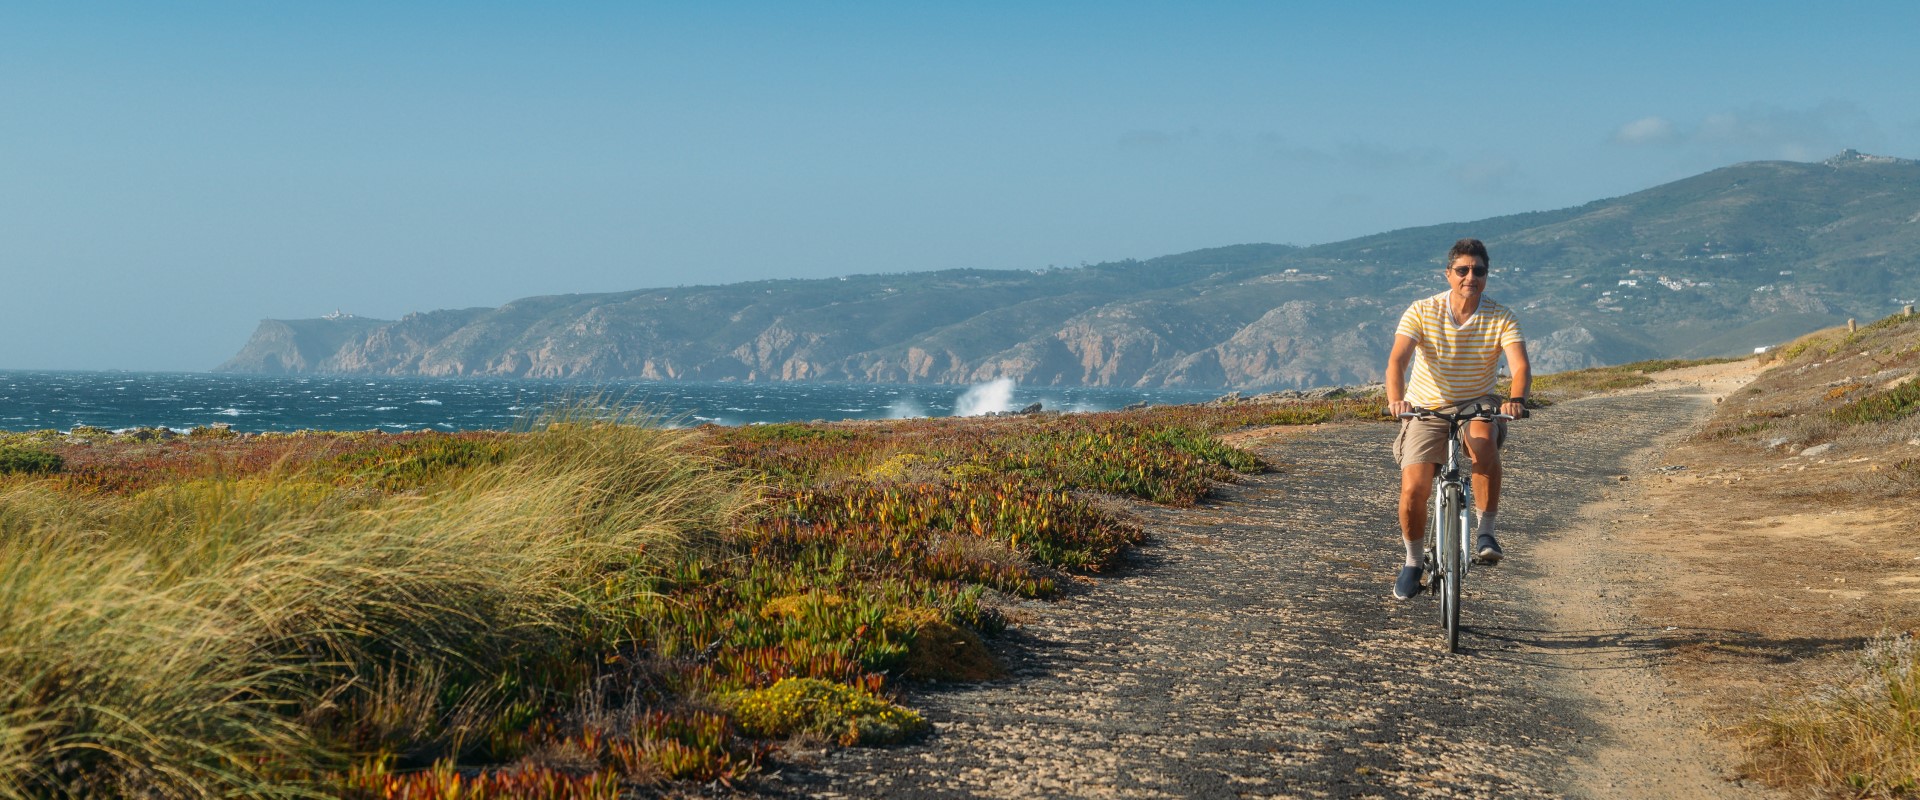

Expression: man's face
xmin=1446 ymin=255 xmax=1488 ymax=299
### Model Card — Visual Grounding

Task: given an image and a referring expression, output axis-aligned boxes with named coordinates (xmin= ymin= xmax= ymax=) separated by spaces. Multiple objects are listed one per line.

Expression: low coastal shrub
xmin=344 ymin=760 xmax=623 ymax=800
xmin=0 ymin=446 xmax=61 ymax=475
xmin=724 ymin=678 xmax=927 ymax=746
xmin=1831 ymin=379 xmax=1920 ymax=425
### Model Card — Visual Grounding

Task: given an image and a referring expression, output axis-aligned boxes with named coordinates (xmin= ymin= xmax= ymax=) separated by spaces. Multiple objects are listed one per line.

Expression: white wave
xmin=373 ymin=406 xmax=399 ymax=411
xmin=414 ymin=399 xmax=443 ymax=406
xmin=885 ymin=399 xmax=926 ymax=419
xmin=214 ymin=408 xmax=243 ymax=417
xmin=954 ymin=378 xmax=1016 ymax=417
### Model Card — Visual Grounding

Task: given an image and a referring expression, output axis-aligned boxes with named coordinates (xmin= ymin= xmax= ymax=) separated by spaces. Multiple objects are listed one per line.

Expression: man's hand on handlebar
xmin=1386 ymin=401 xmax=1529 ymax=420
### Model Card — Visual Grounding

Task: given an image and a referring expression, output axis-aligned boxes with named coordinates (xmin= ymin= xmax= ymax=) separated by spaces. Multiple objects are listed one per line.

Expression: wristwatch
xmin=1506 ymin=396 xmax=1527 ymax=404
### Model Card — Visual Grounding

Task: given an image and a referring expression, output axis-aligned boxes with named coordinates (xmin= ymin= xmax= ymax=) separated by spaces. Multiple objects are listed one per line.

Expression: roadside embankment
xmin=1565 ymin=312 xmax=1920 ymax=797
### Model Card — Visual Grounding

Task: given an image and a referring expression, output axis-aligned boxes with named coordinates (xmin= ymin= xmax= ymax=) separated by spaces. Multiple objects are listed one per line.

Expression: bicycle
xmin=1397 ymin=403 xmax=1521 ymax=653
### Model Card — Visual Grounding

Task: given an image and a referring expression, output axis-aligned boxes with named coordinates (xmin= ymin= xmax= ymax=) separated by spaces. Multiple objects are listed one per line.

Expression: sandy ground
xmin=1523 ymin=360 xmax=1787 ymax=799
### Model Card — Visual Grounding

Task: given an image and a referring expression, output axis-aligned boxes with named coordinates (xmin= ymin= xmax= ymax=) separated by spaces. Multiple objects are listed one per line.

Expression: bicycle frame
xmin=1433 ymin=415 xmax=1477 ymax=586
xmin=1436 ymin=418 xmax=1474 ymax=579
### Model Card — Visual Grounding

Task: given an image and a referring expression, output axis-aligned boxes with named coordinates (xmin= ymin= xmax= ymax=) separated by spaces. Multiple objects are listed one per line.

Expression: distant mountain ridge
xmin=220 ymin=151 xmax=1920 ymax=388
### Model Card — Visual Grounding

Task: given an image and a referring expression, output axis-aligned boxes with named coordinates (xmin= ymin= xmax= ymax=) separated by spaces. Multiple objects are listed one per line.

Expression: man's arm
xmin=1502 ymin=341 xmax=1531 ymax=417
xmin=1385 ymin=334 xmax=1417 ymax=415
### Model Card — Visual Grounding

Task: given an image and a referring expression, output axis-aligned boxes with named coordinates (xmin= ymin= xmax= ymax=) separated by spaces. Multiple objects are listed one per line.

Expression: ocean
xmin=0 ymin=372 xmax=1226 ymax=434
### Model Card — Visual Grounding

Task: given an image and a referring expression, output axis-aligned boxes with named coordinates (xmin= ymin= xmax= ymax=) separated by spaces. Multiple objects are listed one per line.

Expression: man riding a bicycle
xmin=1384 ymin=238 xmax=1531 ymax=601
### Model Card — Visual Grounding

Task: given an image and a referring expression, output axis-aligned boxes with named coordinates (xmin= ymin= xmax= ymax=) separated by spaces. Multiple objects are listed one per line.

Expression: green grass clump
xmin=0 ymin=446 xmax=61 ymax=476
xmin=324 ymin=431 xmax=514 ymax=490
xmin=1831 ymin=379 xmax=1920 ymax=425
xmin=1747 ymin=635 xmax=1920 ymax=796
xmin=724 ymin=678 xmax=927 ymax=746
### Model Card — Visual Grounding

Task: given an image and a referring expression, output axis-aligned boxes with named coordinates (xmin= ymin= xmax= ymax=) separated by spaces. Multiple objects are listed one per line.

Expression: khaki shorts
xmin=1393 ymin=396 xmax=1508 ymax=467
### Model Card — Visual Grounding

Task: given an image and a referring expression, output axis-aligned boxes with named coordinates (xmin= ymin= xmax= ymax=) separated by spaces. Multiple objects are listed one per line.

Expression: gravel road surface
xmin=764 ymin=388 xmax=1764 ymax=799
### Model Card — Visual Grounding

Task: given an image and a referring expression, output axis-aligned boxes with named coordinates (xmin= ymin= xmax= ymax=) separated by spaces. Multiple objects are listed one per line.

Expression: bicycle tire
xmin=1441 ymin=483 xmax=1465 ymax=653
xmin=1428 ymin=480 xmax=1446 ymax=610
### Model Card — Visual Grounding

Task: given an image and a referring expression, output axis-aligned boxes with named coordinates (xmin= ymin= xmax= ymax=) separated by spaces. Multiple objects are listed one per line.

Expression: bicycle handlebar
xmin=1392 ymin=407 xmax=1525 ymax=421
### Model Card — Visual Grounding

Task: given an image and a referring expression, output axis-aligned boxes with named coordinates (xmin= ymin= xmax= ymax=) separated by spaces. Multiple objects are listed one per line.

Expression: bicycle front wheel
xmin=1440 ymin=483 xmax=1465 ymax=653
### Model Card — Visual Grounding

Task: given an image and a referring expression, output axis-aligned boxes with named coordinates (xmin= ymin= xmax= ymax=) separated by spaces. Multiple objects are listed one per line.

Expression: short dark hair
xmin=1446 ymin=238 xmax=1489 ymax=265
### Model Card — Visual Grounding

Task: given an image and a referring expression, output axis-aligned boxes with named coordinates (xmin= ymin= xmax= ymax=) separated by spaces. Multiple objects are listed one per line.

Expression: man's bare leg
xmin=1398 ymin=462 xmax=1437 ymax=565
xmin=1463 ymin=420 xmax=1505 ymax=563
xmin=1394 ymin=462 xmax=1439 ymax=599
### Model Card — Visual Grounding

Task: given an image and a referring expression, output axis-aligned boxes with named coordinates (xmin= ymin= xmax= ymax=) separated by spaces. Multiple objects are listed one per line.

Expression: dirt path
xmin=767 ymin=382 xmax=1781 ymax=798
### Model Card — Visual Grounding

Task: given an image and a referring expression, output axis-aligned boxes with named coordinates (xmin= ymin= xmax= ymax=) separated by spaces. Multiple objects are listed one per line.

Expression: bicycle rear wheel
xmin=1440 ymin=483 xmax=1465 ymax=652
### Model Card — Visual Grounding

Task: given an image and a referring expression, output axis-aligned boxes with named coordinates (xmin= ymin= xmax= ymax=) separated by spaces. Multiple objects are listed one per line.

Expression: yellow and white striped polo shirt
xmin=1395 ymin=291 xmax=1524 ymax=408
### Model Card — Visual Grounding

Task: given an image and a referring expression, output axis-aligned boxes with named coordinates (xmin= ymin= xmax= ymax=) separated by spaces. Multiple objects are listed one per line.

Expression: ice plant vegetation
xmin=0 ymin=396 xmax=1381 ymax=796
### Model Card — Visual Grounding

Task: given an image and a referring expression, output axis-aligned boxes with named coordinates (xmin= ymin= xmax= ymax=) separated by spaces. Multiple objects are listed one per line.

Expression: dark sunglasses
xmin=1448 ymin=265 xmax=1489 ymax=277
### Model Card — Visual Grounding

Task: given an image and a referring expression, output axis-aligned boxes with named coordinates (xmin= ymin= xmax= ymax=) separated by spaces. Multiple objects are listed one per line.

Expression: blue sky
xmin=4 ymin=2 xmax=1917 ymax=370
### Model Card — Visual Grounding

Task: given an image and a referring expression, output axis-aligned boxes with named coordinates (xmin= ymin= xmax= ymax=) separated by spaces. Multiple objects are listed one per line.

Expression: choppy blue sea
xmin=0 ymin=372 xmax=1224 ymax=434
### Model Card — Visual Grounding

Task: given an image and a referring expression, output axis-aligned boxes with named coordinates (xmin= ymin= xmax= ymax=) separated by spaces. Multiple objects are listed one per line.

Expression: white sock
xmin=1403 ymin=537 xmax=1423 ymax=568
xmin=1476 ymin=509 xmax=1497 ymax=541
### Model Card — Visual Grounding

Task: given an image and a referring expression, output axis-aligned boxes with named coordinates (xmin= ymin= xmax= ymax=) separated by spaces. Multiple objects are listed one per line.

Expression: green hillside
xmin=220 ymin=151 xmax=1920 ymax=388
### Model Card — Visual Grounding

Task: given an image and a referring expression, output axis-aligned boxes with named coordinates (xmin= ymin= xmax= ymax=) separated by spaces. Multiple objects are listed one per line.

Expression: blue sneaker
xmin=1392 ymin=565 xmax=1424 ymax=601
xmin=1475 ymin=534 xmax=1503 ymax=565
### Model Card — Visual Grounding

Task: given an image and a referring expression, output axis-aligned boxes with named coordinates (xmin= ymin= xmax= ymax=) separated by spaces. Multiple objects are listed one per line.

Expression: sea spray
xmin=886 ymin=399 xmax=927 ymax=419
xmin=954 ymin=378 xmax=1016 ymax=417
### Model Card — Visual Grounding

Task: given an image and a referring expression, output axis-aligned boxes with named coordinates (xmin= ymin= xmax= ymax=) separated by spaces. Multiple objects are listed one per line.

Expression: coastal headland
xmin=219 ymin=153 xmax=1920 ymax=392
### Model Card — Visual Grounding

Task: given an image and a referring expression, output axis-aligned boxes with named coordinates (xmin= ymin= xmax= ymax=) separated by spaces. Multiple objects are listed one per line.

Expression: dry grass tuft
xmin=0 ymin=405 xmax=740 ymax=797
xmin=1746 ymin=634 xmax=1920 ymax=797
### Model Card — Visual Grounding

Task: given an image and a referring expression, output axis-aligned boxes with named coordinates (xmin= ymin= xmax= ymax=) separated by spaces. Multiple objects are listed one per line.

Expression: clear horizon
xmin=5 ymin=2 xmax=1918 ymax=370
